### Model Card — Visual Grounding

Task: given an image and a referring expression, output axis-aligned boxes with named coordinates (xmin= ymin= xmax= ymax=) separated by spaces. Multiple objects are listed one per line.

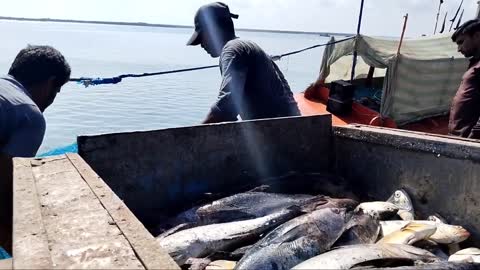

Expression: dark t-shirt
xmin=209 ymin=39 xmax=300 ymax=121
xmin=449 ymin=58 xmax=480 ymax=139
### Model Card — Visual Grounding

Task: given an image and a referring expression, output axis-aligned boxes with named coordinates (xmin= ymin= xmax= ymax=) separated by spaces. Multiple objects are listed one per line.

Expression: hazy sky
xmin=1 ymin=0 xmax=478 ymax=36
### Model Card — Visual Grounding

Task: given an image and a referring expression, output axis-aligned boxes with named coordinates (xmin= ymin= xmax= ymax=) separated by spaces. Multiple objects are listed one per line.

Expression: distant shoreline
xmin=0 ymin=16 xmax=354 ymax=37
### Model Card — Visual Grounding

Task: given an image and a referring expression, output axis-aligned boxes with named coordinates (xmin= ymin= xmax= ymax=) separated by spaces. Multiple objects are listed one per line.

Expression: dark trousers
xmin=0 ymin=157 xmax=12 ymax=254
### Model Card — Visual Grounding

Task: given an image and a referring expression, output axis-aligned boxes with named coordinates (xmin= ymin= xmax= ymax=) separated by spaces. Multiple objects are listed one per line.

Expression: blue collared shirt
xmin=0 ymin=76 xmax=45 ymax=157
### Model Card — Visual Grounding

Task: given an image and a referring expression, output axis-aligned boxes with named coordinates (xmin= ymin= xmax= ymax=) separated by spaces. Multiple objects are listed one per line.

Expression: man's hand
xmin=202 ymin=111 xmax=236 ymax=124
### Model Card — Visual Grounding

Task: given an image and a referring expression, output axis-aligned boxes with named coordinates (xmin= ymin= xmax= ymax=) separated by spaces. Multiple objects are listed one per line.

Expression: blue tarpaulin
xmin=37 ymin=143 xmax=78 ymax=157
xmin=0 ymin=246 xmax=10 ymax=260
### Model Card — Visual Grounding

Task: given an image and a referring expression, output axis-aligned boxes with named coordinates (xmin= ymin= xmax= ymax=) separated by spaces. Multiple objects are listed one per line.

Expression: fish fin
xmin=247 ymin=185 xmax=271 ymax=193
xmin=156 ymin=222 xmax=198 ymax=239
xmin=299 ymin=195 xmax=329 ymax=212
xmin=400 ymin=222 xmax=414 ymax=231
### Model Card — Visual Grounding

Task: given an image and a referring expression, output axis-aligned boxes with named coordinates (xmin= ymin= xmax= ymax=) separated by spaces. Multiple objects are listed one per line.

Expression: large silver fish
xmin=234 ymin=208 xmax=349 ymax=270
xmin=292 ymin=244 xmax=439 ymax=270
xmin=157 ymin=206 xmax=302 ymax=266
xmin=197 ymin=192 xmax=356 ymax=224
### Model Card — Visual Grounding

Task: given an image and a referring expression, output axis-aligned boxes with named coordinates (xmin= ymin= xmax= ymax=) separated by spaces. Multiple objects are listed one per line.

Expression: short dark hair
xmin=452 ymin=20 xmax=480 ymax=42
xmin=8 ymin=45 xmax=71 ymax=88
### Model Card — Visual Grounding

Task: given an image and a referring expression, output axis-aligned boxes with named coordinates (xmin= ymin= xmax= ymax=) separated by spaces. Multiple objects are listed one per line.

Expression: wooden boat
xmin=294 ymin=34 xmax=467 ymax=136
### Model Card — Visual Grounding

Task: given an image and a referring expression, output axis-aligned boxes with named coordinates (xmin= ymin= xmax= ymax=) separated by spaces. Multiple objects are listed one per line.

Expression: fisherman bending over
xmin=0 ymin=45 xmax=71 ymax=252
xmin=187 ymin=2 xmax=301 ymax=124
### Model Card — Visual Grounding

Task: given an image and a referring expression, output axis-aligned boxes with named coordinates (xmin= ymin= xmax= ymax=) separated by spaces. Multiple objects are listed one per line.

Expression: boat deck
xmin=294 ymin=90 xmax=450 ymax=136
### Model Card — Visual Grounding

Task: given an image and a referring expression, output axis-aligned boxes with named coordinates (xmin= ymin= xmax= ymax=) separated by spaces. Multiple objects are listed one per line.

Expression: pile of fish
xmin=155 ymin=188 xmax=479 ymax=270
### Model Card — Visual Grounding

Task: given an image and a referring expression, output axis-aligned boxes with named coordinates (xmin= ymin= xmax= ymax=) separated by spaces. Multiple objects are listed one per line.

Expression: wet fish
xmin=387 ymin=189 xmax=415 ymax=221
xmin=334 ymin=213 xmax=380 ymax=247
xmin=427 ymin=214 xmax=462 ymax=254
xmin=195 ymin=192 xmax=311 ymax=224
xmin=157 ymin=206 xmax=302 ymax=266
xmin=380 ymin=221 xmax=470 ymax=244
xmin=377 ymin=222 xmax=437 ymax=245
xmin=197 ymin=192 xmax=357 ymax=224
xmin=235 ymin=208 xmax=349 ymax=270
xmin=355 ymin=202 xmax=399 ymax=220
xmin=292 ymin=244 xmax=439 ymax=270
xmin=206 ymin=260 xmax=237 ymax=270
xmin=449 ymin=248 xmax=480 ymax=263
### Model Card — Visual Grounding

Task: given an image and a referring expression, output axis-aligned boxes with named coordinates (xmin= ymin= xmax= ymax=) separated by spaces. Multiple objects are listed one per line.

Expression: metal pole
xmin=397 ymin=14 xmax=409 ymax=55
xmin=351 ymin=0 xmax=365 ymax=82
xmin=434 ymin=1 xmax=443 ymax=34
xmin=450 ymin=0 xmax=464 ymax=32
xmin=477 ymin=1 xmax=480 ymax=19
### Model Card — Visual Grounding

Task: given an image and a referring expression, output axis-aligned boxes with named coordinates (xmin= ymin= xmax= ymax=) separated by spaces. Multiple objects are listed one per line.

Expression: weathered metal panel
xmin=334 ymin=125 xmax=480 ymax=245
xmin=78 ymin=115 xmax=333 ymax=225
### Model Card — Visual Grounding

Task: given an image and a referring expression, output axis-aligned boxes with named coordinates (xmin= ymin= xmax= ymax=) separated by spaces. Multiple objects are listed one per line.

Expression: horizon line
xmin=0 ymin=16 xmax=355 ymax=37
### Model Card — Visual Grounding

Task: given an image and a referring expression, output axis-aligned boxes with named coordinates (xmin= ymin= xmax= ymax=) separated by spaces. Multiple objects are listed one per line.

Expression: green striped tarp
xmin=318 ymin=34 xmax=469 ymax=125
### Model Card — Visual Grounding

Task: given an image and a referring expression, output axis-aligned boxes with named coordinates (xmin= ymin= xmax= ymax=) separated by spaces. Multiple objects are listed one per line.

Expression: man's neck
xmin=470 ymin=53 xmax=480 ymax=67
xmin=221 ymin=35 xmax=236 ymax=46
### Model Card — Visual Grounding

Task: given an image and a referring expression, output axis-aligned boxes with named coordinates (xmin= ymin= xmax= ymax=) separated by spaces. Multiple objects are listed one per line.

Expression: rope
xmin=70 ymin=65 xmax=218 ymax=87
xmin=70 ymin=36 xmax=355 ymax=88
xmin=273 ymin=36 xmax=355 ymax=59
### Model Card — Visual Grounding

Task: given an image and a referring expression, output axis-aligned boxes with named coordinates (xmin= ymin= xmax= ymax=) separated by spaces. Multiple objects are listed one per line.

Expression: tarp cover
xmin=318 ymin=34 xmax=469 ymax=125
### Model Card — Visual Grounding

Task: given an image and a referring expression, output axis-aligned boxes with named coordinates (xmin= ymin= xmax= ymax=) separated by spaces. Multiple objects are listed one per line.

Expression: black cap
xmin=187 ymin=2 xmax=239 ymax=46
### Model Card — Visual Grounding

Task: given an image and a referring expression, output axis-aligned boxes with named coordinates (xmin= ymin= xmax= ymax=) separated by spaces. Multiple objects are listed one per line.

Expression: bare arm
xmin=202 ymin=111 xmax=236 ymax=124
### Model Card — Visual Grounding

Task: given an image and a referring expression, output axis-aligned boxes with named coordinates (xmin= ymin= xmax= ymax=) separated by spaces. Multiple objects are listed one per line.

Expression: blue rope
xmin=70 ymin=36 xmax=355 ymax=88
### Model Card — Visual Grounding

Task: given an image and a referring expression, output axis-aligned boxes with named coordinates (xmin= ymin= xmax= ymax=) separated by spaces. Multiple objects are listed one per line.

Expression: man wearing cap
xmin=449 ymin=20 xmax=480 ymax=139
xmin=0 ymin=45 xmax=71 ymax=253
xmin=187 ymin=2 xmax=301 ymax=124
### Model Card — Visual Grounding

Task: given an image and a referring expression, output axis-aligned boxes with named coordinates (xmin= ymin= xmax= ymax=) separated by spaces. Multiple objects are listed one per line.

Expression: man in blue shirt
xmin=0 ymin=45 xmax=71 ymax=253
xmin=187 ymin=2 xmax=300 ymax=124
